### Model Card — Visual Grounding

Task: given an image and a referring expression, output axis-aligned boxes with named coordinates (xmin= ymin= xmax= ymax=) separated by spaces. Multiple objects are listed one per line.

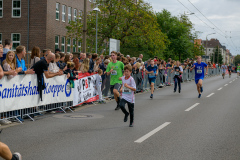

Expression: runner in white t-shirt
xmin=119 ymin=65 xmax=136 ymax=127
xmin=221 ymin=63 xmax=227 ymax=79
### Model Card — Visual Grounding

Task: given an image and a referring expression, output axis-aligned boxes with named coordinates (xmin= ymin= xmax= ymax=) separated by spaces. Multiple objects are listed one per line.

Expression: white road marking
xmin=134 ymin=122 xmax=171 ymax=143
xmin=185 ymin=103 xmax=200 ymax=112
xmin=218 ymin=87 xmax=223 ymax=91
xmin=207 ymin=93 xmax=215 ymax=97
xmin=229 ymin=81 xmax=232 ymax=83
xmin=233 ymin=79 xmax=235 ymax=81
xmin=224 ymin=84 xmax=228 ymax=86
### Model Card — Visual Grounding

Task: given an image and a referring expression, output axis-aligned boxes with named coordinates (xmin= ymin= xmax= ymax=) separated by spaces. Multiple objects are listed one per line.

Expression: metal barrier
xmin=1 ymin=68 xmax=222 ymax=124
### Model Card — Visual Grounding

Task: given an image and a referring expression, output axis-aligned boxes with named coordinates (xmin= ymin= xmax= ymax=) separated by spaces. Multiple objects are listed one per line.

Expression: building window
xmin=61 ymin=37 xmax=65 ymax=52
xmin=74 ymin=9 xmax=77 ymax=22
xmin=12 ymin=0 xmax=21 ymax=18
xmin=79 ymin=10 xmax=82 ymax=20
xmin=62 ymin=5 xmax=66 ymax=22
xmin=78 ymin=41 xmax=81 ymax=52
xmin=55 ymin=36 xmax=59 ymax=50
xmin=73 ymin=39 xmax=76 ymax=52
xmin=56 ymin=3 xmax=60 ymax=20
xmin=0 ymin=33 xmax=2 ymax=44
xmin=0 ymin=0 xmax=3 ymax=18
xmin=67 ymin=38 xmax=71 ymax=53
xmin=11 ymin=33 xmax=21 ymax=50
xmin=68 ymin=7 xmax=71 ymax=23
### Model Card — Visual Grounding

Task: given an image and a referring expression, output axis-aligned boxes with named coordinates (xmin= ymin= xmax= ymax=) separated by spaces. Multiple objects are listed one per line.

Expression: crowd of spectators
xmin=0 ymin=38 xmax=224 ymax=125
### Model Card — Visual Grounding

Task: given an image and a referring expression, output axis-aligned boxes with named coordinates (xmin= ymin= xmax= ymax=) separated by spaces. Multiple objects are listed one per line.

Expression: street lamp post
xmin=93 ymin=5 xmax=100 ymax=54
xmin=205 ymin=33 xmax=216 ymax=62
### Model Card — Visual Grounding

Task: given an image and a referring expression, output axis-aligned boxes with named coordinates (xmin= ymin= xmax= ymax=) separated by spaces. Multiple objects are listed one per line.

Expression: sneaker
xmin=124 ymin=113 xmax=129 ymax=122
xmin=198 ymin=94 xmax=201 ymax=98
xmin=0 ymin=119 xmax=12 ymax=125
xmin=174 ymin=90 xmax=176 ymax=93
xmin=12 ymin=152 xmax=22 ymax=160
xmin=179 ymin=90 xmax=181 ymax=93
xmin=150 ymin=94 xmax=153 ymax=99
xmin=115 ymin=105 xmax=120 ymax=110
xmin=200 ymin=87 xmax=203 ymax=93
xmin=129 ymin=122 xmax=134 ymax=127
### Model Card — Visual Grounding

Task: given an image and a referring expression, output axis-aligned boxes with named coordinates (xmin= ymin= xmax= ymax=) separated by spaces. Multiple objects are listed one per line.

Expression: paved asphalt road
xmin=2 ymin=74 xmax=240 ymax=160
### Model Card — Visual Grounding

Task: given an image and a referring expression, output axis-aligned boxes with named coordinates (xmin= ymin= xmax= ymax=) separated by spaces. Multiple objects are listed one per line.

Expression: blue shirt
xmin=194 ymin=62 xmax=207 ymax=80
xmin=147 ymin=65 xmax=158 ymax=78
xmin=16 ymin=56 xmax=27 ymax=71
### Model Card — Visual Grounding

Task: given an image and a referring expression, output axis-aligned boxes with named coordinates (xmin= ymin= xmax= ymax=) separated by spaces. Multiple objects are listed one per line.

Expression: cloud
xmin=148 ymin=0 xmax=240 ymax=55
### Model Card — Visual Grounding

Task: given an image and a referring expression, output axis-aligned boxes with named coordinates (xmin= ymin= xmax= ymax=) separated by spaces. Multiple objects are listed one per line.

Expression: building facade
xmin=0 ymin=0 xmax=92 ymax=53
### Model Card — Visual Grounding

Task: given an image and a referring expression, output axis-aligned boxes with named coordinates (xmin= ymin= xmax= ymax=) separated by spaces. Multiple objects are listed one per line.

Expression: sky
xmin=146 ymin=0 xmax=240 ymax=55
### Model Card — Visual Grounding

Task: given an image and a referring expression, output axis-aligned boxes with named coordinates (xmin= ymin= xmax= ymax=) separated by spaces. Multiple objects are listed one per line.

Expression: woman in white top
xmin=49 ymin=53 xmax=60 ymax=73
xmin=30 ymin=46 xmax=41 ymax=68
xmin=2 ymin=51 xmax=22 ymax=79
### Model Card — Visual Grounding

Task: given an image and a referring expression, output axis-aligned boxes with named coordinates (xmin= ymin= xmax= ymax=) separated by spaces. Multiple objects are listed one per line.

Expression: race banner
xmin=73 ymin=73 xmax=99 ymax=106
xmin=0 ymin=74 xmax=73 ymax=112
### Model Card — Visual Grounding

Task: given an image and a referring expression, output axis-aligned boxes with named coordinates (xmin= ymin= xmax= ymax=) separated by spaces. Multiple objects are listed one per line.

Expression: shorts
xmin=195 ymin=78 xmax=203 ymax=84
xmin=148 ymin=78 xmax=156 ymax=84
xmin=110 ymin=83 xmax=122 ymax=94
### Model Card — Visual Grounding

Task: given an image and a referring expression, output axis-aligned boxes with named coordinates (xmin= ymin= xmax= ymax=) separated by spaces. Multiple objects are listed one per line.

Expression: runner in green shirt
xmin=237 ymin=64 xmax=240 ymax=78
xmin=106 ymin=51 xmax=124 ymax=110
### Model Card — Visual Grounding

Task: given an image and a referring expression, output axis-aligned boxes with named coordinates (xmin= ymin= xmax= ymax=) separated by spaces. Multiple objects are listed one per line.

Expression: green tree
xmin=210 ymin=47 xmax=223 ymax=64
xmin=193 ymin=43 xmax=205 ymax=57
xmin=234 ymin=55 xmax=240 ymax=66
xmin=66 ymin=0 xmax=168 ymax=58
xmin=156 ymin=9 xmax=196 ymax=61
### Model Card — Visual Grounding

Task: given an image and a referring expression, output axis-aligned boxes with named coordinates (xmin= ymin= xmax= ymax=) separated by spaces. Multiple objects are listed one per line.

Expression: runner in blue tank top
xmin=190 ymin=56 xmax=208 ymax=98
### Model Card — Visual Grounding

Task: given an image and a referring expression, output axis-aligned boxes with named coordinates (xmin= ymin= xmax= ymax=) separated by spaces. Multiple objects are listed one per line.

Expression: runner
xmin=237 ymin=64 xmax=240 ymax=78
xmin=146 ymin=59 xmax=158 ymax=99
xmin=106 ymin=51 xmax=124 ymax=110
xmin=171 ymin=61 xmax=183 ymax=93
xmin=119 ymin=65 xmax=136 ymax=127
xmin=221 ymin=63 xmax=227 ymax=79
xmin=227 ymin=64 xmax=232 ymax=78
xmin=190 ymin=56 xmax=208 ymax=98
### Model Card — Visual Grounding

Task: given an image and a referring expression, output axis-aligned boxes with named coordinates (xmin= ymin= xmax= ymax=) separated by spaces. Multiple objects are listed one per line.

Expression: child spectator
xmin=96 ymin=69 xmax=106 ymax=104
xmin=2 ymin=51 xmax=22 ymax=79
xmin=65 ymin=62 xmax=79 ymax=88
xmin=57 ymin=53 xmax=66 ymax=70
xmin=119 ymin=65 xmax=136 ymax=127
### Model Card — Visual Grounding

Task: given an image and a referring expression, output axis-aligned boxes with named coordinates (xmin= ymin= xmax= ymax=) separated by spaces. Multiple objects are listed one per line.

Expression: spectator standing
xmin=95 ymin=69 xmax=105 ymax=104
xmin=55 ymin=48 xmax=61 ymax=54
xmin=80 ymin=58 xmax=90 ymax=73
xmin=1 ymin=39 xmax=12 ymax=63
xmin=89 ymin=53 xmax=98 ymax=73
xmin=49 ymin=53 xmax=60 ymax=73
xmin=16 ymin=46 xmax=35 ymax=75
xmin=30 ymin=46 xmax=41 ymax=68
xmin=40 ymin=49 xmax=48 ymax=60
xmin=79 ymin=53 xmax=86 ymax=63
xmin=31 ymin=52 xmax=63 ymax=101
xmin=0 ymin=47 xmax=17 ymax=76
xmin=2 ymin=51 xmax=22 ymax=79
xmin=57 ymin=53 xmax=66 ymax=70
xmin=65 ymin=62 xmax=78 ymax=88
xmin=94 ymin=57 xmax=101 ymax=72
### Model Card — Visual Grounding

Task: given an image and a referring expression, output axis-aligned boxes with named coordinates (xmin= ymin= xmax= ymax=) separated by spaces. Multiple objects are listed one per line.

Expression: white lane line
xmin=207 ymin=93 xmax=215 ymax=97
xmin=218 ymin=87 xmax=223 ymax=91
xmin=233 ymin=79 xmax=235 ymax=81
xmin=229 ymin=81 xmax=232 ymax=83
xmin=224 ymin=84 xmax=228 ymax=86
xmin=134 ymin=122 xmax=171 ymax=143
xmin=185 ymin=103 xmax=200 ymax=112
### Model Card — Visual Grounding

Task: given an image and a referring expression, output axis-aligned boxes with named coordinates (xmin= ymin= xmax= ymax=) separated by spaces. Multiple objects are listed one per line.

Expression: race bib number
xmin=111 ymin=70 xmax=117 ymax=75
xmin=197 ymin=70 xmax=202 ymax=74
xmin=149 ymin=73 xmax=155 ymax=77
xmin=175 ymin=72 xmax=179 ymax=76
xmin=99 ymin=80 xmax=102 ymax=85
xmin=123 ymin=86 xmax=131 ymax=94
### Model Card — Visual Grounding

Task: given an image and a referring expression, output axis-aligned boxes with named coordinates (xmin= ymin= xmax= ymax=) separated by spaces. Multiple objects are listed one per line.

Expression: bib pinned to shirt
xmin=123 ymin=86 xmax=131 ymax=94
xmin=111 ymin=70 xmax=117 ymax=75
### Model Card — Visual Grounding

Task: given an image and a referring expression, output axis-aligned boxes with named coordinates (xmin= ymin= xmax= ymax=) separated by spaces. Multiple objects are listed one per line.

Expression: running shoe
xmin=124 ymin=113 xmax=129 ymax=122
xmin=150 ymin=94 xmax=153 ymax=99
xmin=115 ymin=105 xmax=120 ymax=110
xmin=129 ymin=122 xmax=134 ymax=127
xmin=179 ymin=89 xmax=181 ymax=93
xmin=198 ymin=94 xmax=201 ymax=98
xmin=12 ymin=152 xmax=22 ymax=160
xmin=174 ymin=90 xmax=176 ymax=93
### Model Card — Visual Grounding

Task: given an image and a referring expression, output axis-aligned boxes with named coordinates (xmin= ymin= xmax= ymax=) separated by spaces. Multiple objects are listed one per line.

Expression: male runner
xmin=228 ymin=64 xmax=232 ymax=78
xmin=237 ymin=64 xmax=240 ymax=78
xmin=190 ymin=56 xmax=208 ymax=98
xmin=221 ymin=63 xmax=227 ymax=79
xmin=146 ymin=59 xmax=158 ymax=99
xmin=106 ymin=51 xmax=124 ymax=110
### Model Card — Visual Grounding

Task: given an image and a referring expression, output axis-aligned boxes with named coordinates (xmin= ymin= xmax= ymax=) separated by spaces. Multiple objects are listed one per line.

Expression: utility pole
xmin=82 ymin=0 xmax=87 ymax=53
